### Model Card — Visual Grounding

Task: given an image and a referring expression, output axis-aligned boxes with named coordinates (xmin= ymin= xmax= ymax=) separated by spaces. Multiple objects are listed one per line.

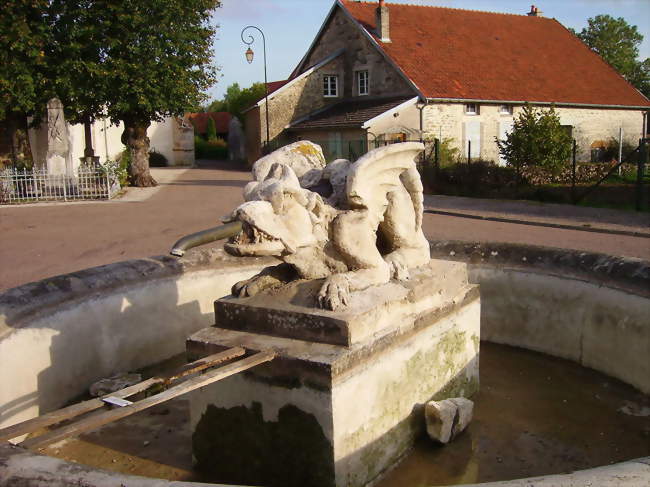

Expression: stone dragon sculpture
xmin=224 ymin=141 xmax=430 ymax=310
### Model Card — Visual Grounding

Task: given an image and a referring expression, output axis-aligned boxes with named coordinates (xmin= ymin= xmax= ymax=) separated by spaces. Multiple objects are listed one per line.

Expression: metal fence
xmin=0 ymin=166 xmax=120 ymax=204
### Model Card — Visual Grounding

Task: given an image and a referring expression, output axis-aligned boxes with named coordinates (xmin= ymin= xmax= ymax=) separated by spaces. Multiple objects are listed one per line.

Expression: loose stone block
xmin=425 ymin=397 xmax=474 ymax=444
xmin=188 ymin=259 xmax=480 ymax=487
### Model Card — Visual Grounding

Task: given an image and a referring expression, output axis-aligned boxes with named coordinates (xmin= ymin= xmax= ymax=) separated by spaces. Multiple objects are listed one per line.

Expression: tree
xmin=572 ymin=15 xmax=649 ymax=98
xmin=51 ymin=0 xmax=220 ymax=186
xmin=206 ymin=116 xmax=217 ymax=140
xmin=496 ymin=104 xmax=572 ymax=182
xmin=0 ymin=0 xmax=51 ymax=167
xmin=49 ymin=0 xmax=110 ymax=159
xmin=207 ymin=82 xmax=266 ymax=121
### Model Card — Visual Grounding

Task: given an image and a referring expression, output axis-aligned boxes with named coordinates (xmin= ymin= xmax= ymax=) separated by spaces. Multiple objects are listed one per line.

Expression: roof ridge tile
xmin=341 ymin=0 xmax=541 ymax=19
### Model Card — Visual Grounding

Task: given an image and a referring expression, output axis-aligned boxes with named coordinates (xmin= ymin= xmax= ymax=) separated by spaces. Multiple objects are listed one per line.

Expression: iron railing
xmin=0 ymin=166 xmax=120 ymax=204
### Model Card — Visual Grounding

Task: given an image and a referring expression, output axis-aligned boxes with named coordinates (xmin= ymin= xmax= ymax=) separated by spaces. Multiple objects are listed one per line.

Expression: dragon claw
xmin=317 ymin=274 xmax=350 ymax=311
xmin=385 ymin=253 xmax=410 ymax=281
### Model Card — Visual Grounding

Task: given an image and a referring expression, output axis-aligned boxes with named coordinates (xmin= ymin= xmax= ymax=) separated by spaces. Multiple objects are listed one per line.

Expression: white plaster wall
xmin=471 ymin=267 xmax=650 ymax=393
xmin=27 ymin=116 xmax=186 ymax=171
xmin=0 ymin=262 xmax=267 ymax=432
xmin=423 ymin=103 xmax=645 ymax=163
xmin=148 ymin=119 xmax=174 ymax=164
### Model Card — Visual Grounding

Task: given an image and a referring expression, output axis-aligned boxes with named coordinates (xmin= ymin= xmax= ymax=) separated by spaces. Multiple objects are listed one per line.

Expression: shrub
xmin=102 ymin=153 xmax=129 ymax=187
xmin=195 ymin=136 xmax=228 ymax=159
xmin=149 ymin=149 xmax=168 ymax=167
xmin=496 ymin=104 xmax=572 ymax=180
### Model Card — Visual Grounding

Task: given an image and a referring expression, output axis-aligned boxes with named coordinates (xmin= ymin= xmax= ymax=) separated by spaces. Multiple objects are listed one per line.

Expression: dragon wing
xmin=346 ymin=142 xmax=424 ymax=226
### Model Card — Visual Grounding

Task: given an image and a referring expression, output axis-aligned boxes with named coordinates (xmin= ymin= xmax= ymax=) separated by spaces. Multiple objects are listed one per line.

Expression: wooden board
xmin=21 ymin=351 xmax=275 ymax=450
xmin=0 ymin=347 xmax=244 ymax=442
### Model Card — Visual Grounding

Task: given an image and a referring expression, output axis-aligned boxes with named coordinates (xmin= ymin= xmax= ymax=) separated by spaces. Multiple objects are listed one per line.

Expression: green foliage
xmin=195 ymin=136 xmax=227 ymax=159
xmin=207 ymin=82 xmax=266 ymax=121
xmin=101 ymin=153 xmax=129 ymax=187
xmin=572 ymin=14 xmax=649 ymax=97
xmin=65 ymin=0 xmax=220 ymax=127
xmin=496 ymin=104 xmax=572 ymax=178
xmin=206 ymin=116 xmax=217 ymax=140
xmin=0 ymin=0 xmax=52 ymax=119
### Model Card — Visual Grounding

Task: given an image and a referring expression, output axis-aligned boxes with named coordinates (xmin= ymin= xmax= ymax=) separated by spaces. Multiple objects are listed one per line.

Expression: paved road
xmin=1 ymin=160 xmax=648 ymax=292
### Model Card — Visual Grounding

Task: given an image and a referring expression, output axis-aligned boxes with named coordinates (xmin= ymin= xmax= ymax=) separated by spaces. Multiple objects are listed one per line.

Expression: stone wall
xmin=303 ymin=7 xmax=414 ymax=99
xmin=261 ymin=56 xmax=344 ymax=148
xmin=423 ymin=103 xmax=645 ymax=163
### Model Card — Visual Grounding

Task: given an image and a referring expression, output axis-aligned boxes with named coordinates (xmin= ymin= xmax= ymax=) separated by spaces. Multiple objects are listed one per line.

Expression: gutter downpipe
xmin=170 ymin=222 xmax=242 ymax=257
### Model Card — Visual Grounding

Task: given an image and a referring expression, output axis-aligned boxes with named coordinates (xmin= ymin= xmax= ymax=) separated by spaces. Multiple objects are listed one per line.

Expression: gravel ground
xmin=1 ymin=159 xmax=649 ymax=292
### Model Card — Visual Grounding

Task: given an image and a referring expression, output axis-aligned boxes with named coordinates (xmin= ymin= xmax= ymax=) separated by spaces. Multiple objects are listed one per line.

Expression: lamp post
xmin=241 ymin=25 xmax=270 ymax=152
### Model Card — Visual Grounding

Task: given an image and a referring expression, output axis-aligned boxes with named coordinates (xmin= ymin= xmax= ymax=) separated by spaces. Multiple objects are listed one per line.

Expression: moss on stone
xmin=193 ymin=401 xmax=334 ymax=487
xmin=292 ymin=142 xmax=322 ymax=159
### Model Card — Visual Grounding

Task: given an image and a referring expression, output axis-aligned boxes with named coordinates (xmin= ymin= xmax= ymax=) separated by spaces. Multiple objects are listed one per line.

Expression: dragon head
xmin=224 ymin=162 xmax=334 ymax=257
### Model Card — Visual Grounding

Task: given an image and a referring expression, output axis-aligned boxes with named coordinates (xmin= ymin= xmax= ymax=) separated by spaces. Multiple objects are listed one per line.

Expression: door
xmin=464 ymin=121 xmax=481 ymax=160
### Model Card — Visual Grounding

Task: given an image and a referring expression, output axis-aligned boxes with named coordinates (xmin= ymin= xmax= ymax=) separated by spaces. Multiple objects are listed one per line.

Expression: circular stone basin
xmin=0 ymin=242 xmax=648 ymax=486
xmin=34 ymin=342 xmax=650 ymax=486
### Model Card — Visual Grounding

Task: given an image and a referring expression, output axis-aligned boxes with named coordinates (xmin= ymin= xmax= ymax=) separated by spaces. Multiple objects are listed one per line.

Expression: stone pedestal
xmin=187 ymin=259 xmax=480 ymax=487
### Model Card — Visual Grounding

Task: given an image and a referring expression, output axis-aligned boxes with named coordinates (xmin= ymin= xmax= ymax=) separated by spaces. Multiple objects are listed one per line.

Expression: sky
xmin=207 ymin=0 xmax=650 ymax=103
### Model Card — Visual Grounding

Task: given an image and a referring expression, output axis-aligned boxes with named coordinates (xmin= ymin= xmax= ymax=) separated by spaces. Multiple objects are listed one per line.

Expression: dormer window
xmin=323 ymin=75 xmax=338 ymax=97
xmin=465 ymin=103 xmax=479 ymax=115
xmin=357 ymin=70 xmax=369 ymax=96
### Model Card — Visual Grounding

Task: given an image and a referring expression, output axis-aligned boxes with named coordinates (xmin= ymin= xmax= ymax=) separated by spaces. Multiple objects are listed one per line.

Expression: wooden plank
xmin=21 ymin=351 xmax=275 ymax=450
xmin=0 ymin=347 xmax=244 ymax=442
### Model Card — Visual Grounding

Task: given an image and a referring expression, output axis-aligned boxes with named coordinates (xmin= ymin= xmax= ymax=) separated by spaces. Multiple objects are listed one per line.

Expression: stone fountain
xmin=186 ymin=141 xmax=480 ymax=486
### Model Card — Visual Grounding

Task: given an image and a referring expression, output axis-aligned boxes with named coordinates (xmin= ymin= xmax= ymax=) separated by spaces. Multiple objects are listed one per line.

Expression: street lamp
xmin=241 ymin=25 xmax=270 ymax=152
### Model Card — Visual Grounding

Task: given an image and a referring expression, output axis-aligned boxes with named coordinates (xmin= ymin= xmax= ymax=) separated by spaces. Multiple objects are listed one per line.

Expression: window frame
xmin=323 ymin=75 xmax=338 ymax=98
xmin=499 ymin=104 xmax=513 ymax=115
xmin=464 ymin=103 xmax=479 ymax=115
xmin=356 ymin=70 xmax=369 ymax=96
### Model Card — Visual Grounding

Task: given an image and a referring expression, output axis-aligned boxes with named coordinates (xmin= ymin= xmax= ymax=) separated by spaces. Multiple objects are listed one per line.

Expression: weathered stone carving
xmin=224 ymin=140 xmax=430 ymax=310
xmin=45 ymin=98 xmax=70 ymax=175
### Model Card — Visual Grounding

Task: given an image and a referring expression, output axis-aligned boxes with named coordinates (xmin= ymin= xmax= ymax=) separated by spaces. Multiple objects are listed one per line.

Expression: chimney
xmin=527 ymin=5 xmax=543 ymax=17
xmin=376 ymin=0 xmax=391 ymax=43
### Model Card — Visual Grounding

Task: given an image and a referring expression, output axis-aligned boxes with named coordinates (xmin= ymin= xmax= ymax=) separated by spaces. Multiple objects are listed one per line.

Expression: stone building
xmin=244 ymin=0 xmax=649 ymax=165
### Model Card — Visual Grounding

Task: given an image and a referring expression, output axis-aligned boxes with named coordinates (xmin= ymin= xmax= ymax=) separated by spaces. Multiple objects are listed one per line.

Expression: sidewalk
xmin=1 ymin=161 xmax=649 ymax=292
xmin=424 ymin=194 xmax=650 ymax=236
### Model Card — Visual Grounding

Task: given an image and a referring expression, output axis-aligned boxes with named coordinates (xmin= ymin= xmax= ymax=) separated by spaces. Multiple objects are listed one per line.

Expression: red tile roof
xmin=267 ymin=80 xmax=289 ymax=94
xmin=340 ymin=1 xmax=649 ymax=107
xmin=187 ymin=112 xmax=232 ymax=134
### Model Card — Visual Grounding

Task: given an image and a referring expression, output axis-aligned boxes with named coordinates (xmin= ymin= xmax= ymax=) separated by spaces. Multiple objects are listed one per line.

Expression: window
xmin=499 ymin=104 xmax=513 ymax=115
xmin=465 ymin=103 xmax=479 ymax=115
xmin=323 ymin=75 xmax=338 ymax=97
xmin=356 ymin=70 xmax=369 ymax=96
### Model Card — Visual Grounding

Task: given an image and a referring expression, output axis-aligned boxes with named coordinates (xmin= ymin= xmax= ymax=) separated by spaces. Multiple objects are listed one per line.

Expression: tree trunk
xmin=0 ymin=111 xmax=34 ymax=169
xmin=121 ymin=120 xmax=156 ymax=187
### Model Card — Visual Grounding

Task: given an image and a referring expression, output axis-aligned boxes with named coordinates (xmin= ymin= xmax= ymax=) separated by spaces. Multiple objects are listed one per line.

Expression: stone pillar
xmin=172 ymin=116 xmax=195 ymax=166
xmin=45 ymin=98 xmax=70 ymax=175
xmin=228 ymin=117 xmax=246 ymax=162
xmin=187 ymin=259 xmax=480 ymax=487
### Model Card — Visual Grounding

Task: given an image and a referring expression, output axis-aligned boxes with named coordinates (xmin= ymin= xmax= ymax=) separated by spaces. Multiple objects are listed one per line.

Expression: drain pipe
xmin=170 ymin=221 xmax=242 ymax=257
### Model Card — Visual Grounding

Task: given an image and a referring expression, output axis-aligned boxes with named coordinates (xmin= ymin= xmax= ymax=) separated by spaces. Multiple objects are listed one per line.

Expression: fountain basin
xmin=0 ymin=242 xmax=648 ymax=486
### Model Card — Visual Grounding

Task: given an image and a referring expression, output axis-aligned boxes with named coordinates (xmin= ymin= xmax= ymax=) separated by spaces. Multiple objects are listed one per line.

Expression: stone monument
xmin=45 ymin=98 xmax=71 ymax=175
xmin=227 ymin=116 xmax=246 ymax=162
xmin=187 ymin=141 xmax=480 ymax=487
